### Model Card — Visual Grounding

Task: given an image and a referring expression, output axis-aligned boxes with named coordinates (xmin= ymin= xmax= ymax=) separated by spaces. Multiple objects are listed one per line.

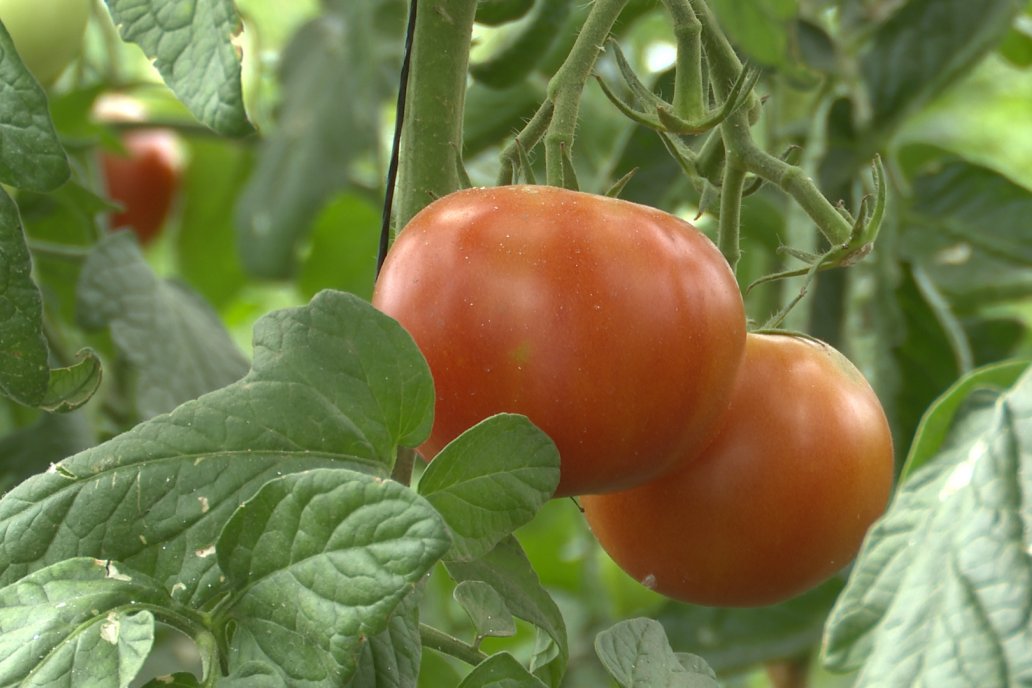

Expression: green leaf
xmin=39 ymin=348 xmax=104 ymax=414
xmin=218 ymin=468 xmax=449 ymax=685
xmin=0 ymin=190 xmax=49 ymax=406
xmin=0 ymin=25 xmax=70 ymax=191
xmin=882 ymin=264 xmax=970 ymax=458
xmin=861 ymin=0 xmax=1022 ymax=134
xmin=0 ymin=184 xmax=102 ymax=414
xmin=350 ymin=587 xmax=422 ymax=688
xmin=900 ymin=359 xmax=1030 ymax=481
xmin=595 ymin=618 xmax=718 ymax=688
xmin=0 ymin=291 xmax=435 ymax=607
xmin=708 ymin=0 xmax=798 ymax=68
xmin=457 ymin=652 xmax=546 ymax=688
xmin=900 ymin=159 xmax=1032 ymax=307
xmin=418 ymin=414 xmax=560 ymax=562
xmin=235 ymin=2 xmax=403 ymax=278
xmin=897 ymin=57 xmax=1032 ymax=191
xmin=77 ymin=232 xmax=249 ymax=420
xmin=0 ymin=558 xmax=170 ymax=687
xmin=453 ymin=580 xmax=516 ymax=641
xmin=103 ymin=0 xmax=253 ymax=137
xmin=446 ymin=537 xmax=568 ymax=685
xmin=822 ymin=366 xmax=1032 ymax=686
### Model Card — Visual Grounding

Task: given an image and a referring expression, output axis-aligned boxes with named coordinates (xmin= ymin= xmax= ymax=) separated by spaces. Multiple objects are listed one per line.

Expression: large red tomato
xmin=582 ymin=333 xmax=894 ymax=607
xmin=373 ymin=185 xmax=746 ymax=497
xmin=101 ymin=129 xmax=182 ymax=245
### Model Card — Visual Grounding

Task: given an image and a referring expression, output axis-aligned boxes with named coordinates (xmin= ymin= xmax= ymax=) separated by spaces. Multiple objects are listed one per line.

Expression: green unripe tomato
xmin=0 ymin=0 xmax=89 ymax=85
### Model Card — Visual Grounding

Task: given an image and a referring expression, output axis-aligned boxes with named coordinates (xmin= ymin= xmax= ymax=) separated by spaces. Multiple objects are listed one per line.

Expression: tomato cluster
xmin=374 ymin=185 xmax=894 ymax=606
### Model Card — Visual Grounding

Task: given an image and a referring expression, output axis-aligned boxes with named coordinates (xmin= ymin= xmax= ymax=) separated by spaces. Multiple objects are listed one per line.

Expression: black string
xmin=376 ymin=0 xmax=419 ymax=279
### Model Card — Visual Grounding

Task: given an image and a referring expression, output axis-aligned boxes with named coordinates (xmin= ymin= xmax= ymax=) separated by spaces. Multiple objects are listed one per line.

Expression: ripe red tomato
xmin=101 ymin=129 xmax=182 ymax=245
xmin=581 ymin=333 xmax=894 ymax=607
xmin=373 ymin=185 xmax=746 ymax=497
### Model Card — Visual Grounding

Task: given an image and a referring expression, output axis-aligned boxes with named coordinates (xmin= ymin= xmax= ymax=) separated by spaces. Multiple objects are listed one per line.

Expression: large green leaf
xmin=0 ymin=23 xmax=70 ymax=191
xmin=418 ymin=414 xmax=560 ymax=562
xmin=0 ymin=291 xmax=434 ymax=607
xmin=900 ymin=159 xmax=1032 ymax=307
xmin=900 ymin=360 xmax=1030 ymax=480
xmin=822 ymin=365 xmax=1032 ymax=687
xmin=350 ymin=587 xmax=422 ymax=688
xmin=77 ymin=231 xmax=250 ymax=420
xmin=218 ymin=468 xmax=449 ymax=686
xmin=861 ymin=0 xmax=1022 ymax=134
xmin=103 ymin=0 xmax=253 ymax=136
xmin=235 ymin=1 xmax=403 ymax=278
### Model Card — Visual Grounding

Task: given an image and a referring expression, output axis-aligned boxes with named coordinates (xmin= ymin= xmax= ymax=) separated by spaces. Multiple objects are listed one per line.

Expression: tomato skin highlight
xmin=101 ymin=129 xmax=182 ymax=245
xmin=373 ymin=185 xmax=746 ymax=497
xmin=581 ymin=333 xmax=895 ymax=607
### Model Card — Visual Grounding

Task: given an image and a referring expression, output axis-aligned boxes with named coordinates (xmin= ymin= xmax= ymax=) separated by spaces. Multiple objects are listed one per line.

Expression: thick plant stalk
xmin=396 ymin=0 xmax=479 ymax=227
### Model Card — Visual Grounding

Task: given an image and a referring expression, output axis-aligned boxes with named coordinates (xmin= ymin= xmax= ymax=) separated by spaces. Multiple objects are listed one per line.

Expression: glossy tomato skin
xmin=581 ymin=333 xmax=894 ymax=607
xmin=101 ymin=129 xmax=182 ymax=245
xmin=373 ymin=185 xmax=746 ymax=497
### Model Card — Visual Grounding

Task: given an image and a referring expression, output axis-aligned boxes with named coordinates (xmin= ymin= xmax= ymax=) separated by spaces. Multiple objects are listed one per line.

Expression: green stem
xmin=497 ymin=99 xmax=554 ymax=185
xmin=391 ymin=447 xmax=416 ymax=486
xmin=729 ymin=118 xmax=852 ymax=245
xmin=718 ymin=150 xmax=746 ymax=271
xmin=688 ymin=0 xmax=851 ymax=245
xmin=420 ymin=623 xmax=490 ymax=666
xmin=543 ymin=0 xmax=630 ymax=187
xmin=686 ymin=0 xmax=744 ymax=101
xmin=661 ymin=0 xmax=704 ymax=120
xmin=396 ymin=0 xmax=479 ymax=227
xmin=27 ymin=239 xmax=91 ymax=260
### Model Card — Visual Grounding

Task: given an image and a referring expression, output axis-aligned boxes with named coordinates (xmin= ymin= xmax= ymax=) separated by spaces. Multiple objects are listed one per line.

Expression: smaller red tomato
xmin=582 ymin=333 xmax=894 ymax=607
xmin=101 ymin=129 xmax=182 ymax=245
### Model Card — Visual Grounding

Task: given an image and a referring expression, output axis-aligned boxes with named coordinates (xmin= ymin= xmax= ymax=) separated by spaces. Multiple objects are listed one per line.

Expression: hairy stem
xmin=689 ymin=0 xmax=851 ymax=245
xmin=661 ymin=0 xmax=704 ymax=120
xmin=543 ymin=0 xmax=630 ymax=187
xmin=396 ymin=0 xmax=479 ymax=227
xmin=718 ymin=150 xmax=746 ymax=271
xmin=420 ymin=623 xmax=490 ymax=666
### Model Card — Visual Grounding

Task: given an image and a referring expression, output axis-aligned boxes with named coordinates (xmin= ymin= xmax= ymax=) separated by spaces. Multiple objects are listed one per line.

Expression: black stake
xmin=377 ymin=0 xmax=418 ymax=279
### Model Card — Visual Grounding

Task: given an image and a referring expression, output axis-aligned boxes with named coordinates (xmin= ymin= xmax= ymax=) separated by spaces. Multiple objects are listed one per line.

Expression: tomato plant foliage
xmin=0 ymin=1 xmax=1030 ymax=687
